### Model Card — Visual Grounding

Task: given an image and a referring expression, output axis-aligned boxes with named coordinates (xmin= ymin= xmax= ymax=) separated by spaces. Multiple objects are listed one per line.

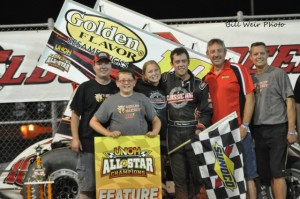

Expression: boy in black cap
xmin=70 ymin=51 xmax=119 ymax=199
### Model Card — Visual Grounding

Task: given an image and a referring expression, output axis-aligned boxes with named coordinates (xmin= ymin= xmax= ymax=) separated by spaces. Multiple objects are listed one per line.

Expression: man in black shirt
xmin=70 ymin=52 xmax=118 ymax=199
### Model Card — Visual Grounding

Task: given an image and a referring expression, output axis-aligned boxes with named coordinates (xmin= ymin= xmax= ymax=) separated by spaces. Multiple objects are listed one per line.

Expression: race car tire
xmin=22 ymin=147 xmax=79 ymax=199
xmin=286 ymin=157 xmax=300 ymax=199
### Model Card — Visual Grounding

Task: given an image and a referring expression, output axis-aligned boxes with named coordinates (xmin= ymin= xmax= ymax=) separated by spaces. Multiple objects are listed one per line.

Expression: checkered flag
xmin=191 ymin=112 xmax=246 ymax=199
xmin=104 ymin=152 xmax=115 ymax=158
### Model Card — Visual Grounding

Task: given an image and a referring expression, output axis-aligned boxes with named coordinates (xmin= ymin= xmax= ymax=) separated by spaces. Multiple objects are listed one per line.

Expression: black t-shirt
xmin=134 ymin=78 xmax=168 ymax=140
xmin=70 ymin=79 xmax=118 ymax=153
xmin=294 ymin=75 xmax=300 ymax=104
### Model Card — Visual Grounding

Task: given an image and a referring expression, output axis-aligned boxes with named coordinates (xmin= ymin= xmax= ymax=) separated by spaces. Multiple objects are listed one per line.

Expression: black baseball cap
xmin=94 ymin=52 xmax=111 ymax=63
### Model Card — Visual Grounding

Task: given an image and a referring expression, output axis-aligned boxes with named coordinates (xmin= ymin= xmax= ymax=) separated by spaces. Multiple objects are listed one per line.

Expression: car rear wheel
xmin=22 ymin=147 xmax=79 ymax=199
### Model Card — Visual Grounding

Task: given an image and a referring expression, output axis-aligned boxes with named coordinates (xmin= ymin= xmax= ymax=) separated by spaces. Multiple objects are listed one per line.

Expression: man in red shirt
xmin=204 ymin=38 xmax=257 ymax=199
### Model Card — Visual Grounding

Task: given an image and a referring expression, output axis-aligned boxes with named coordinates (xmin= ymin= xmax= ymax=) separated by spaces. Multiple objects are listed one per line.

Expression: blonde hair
xmin=142 ymin=60 xmax=160 ymax=75
xmin=142 ymin=60 xmax=161 ymax=82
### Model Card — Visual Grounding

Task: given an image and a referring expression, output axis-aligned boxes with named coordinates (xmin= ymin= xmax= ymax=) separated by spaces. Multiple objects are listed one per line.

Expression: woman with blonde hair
xmin=134 ymin=60 xmax=168 ymax=184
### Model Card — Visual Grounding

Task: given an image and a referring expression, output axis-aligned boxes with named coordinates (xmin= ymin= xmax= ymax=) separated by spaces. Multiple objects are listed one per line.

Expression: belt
xmin=168 ymin=120 xmax=198 ymax=127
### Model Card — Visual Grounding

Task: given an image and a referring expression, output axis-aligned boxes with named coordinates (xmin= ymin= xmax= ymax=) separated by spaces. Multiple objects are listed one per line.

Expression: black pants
xmin=168 ymin=125 xmax=202 ymax=199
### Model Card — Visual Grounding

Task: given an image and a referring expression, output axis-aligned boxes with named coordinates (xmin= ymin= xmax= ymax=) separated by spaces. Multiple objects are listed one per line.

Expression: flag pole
xmin=168 ymin=139 xmax=191 ymax=155
xmin=167 ymin=112 xmax=238 ymax=156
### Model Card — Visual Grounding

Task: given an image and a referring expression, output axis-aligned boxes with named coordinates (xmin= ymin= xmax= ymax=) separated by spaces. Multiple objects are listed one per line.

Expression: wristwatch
xmin=288 ymin=132 xmax=298 ymax=136
xmin=241 ymin=123 xmax=249 ymax=129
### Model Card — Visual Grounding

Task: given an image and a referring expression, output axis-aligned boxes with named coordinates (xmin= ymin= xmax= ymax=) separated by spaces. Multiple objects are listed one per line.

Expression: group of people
xmin=70 ymin=39 xmax=299 ymax=199
xmin=206 ymin=39 xmax=298 ymax=199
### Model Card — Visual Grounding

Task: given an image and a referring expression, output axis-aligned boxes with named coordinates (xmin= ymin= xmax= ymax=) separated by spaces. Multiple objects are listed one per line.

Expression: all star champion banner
xmin=94 ymin=135 xmax=162 ymax=199
xmin=191 ymin=112 xmax=246 ymax=199
xmin=37 ymin=0 xmax=213 ymax=85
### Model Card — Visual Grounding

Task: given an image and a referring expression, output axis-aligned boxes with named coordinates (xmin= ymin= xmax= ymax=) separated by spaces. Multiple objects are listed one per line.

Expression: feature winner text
xmin=99 ymin=188 xmax=159 ymax=199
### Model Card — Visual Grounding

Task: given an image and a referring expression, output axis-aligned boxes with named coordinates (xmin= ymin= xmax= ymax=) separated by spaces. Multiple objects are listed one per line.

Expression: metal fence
xmin=160 ymin=12 xmax=300 ymax=24
xmin=0 ymin=18 xmax=63 ymax=164
xmin=0 ymin=101 xmax=68 ymax=163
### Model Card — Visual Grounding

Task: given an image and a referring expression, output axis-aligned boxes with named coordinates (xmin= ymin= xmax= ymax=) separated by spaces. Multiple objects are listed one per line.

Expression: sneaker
xmin=258 ymin=185 xmax=273 ymax=199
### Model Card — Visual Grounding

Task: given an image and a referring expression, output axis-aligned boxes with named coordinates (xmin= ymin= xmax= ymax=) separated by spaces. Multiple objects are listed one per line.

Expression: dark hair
xmin=249 ymin=42 xmax=268 ymax=54
xmin=116 ymin=68 xmax=135 ymax=80
xmin=250 ymin=42 xmax=266 ymax=48
xmin=170 ymin=47 xmax=190 ymax=63
xmin=206 ymin=38 xmax=226 ymax=53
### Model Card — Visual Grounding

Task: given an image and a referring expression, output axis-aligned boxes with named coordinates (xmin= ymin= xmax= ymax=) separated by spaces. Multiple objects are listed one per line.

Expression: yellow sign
xmin=66 ymin=10 xmax=147 ymax=63
xmin=95 ymin=135 xmax=162 ymax=199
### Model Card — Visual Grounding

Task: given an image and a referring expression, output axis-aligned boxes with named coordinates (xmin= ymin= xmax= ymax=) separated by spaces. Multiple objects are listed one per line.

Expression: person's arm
xmin=196 ymin=83 xmax=212 ymax=134
xmin=294 ymin=76 xmax=300 ymax=141
xmin=240 ymin=91 xmax=255 ymax=139
xmin=286 ymin=97 xmax=297 ymax=143
xmin=146 ymin=115 xmax=161 ymax=137
xmin=71 ymin=111 xmax=82 ymax=153
xmin=296 ymin=103 xmax=300 ymax=142
xmin=89 ymin=116 xmax=121 ymax=137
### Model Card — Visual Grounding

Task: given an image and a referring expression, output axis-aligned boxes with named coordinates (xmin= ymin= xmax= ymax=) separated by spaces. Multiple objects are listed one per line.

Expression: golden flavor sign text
xmin=65 ymin=10 xmax=147 ymax=63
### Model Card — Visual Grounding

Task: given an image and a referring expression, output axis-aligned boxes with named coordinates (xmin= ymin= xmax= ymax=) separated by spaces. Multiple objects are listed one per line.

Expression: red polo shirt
xmin=205 ymin=60 xmax=254 ymax=125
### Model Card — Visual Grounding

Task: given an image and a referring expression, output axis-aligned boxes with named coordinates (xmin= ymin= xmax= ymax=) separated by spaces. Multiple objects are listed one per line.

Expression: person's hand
xmin=195 ymin=129 xmax=201 ymax=135
xmin=109 ymin=131 xmax=121 ymax=138
xmin=71 ymin=138 xmax=82 ymax=153
xmin=239 ymin=126 xmax=247 ymax=140
xmin=287 ymin=134 xmax=298 ymax=144
xmin=146 ymin=131 xmax=158 ymax=137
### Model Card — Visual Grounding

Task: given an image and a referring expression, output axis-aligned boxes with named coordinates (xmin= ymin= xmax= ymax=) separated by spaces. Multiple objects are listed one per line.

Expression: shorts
xmin=76 ymin=152 xmax=96 ymax=192
xmin=253 ymin=123 xmax=288 ymax=183
xmin=242 ymin=131 xmax=258 ymax=180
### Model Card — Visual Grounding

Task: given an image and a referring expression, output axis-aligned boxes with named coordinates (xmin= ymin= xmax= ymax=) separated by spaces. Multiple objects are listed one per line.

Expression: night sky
xmin=0 ymin=0 xmax=298 ymax=25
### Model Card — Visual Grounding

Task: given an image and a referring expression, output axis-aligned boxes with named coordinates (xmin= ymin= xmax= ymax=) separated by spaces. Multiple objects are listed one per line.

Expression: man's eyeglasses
xmin=117 ymin=79 xmax=135 ymax=84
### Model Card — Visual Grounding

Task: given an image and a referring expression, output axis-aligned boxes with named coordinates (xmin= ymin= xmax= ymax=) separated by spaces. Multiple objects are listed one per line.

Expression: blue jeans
xmin=242 ymin=132 xmax=258 ymax=180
